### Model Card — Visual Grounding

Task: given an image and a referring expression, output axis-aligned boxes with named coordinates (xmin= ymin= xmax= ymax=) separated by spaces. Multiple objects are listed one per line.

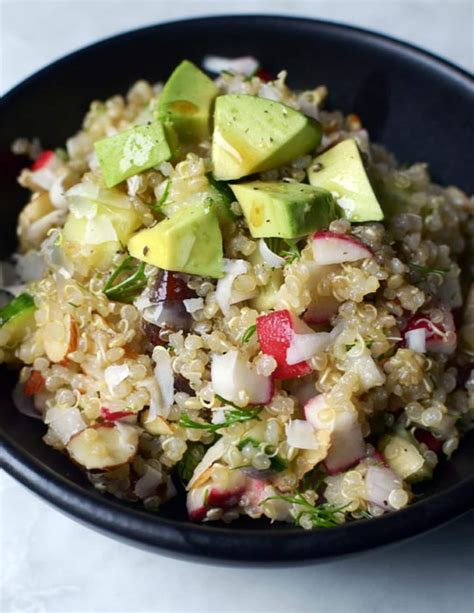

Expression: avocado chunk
xmin=0 ymin=292 xmax=36 ymax=356
xmin=62 ymin=184 xmax=141 ymax=270
xmin=212 ymin=95 xmax=322 ymax=180
xmin=308 ymin=139 xmax=384 ymax=222
xmin=94 ymin=122 xmax=172 ymax=188
xmin=128 ymin=201 xmax=224 ymax=278
xmin=379 ymin=430 xmax=432 ymax=483
xmin=158 ymin=60 xmax=219 ymax=143
xmin=230 ymin=181 xmax=336 ymax=238
xmin=206 ymin=173 xmax=238 ymax=224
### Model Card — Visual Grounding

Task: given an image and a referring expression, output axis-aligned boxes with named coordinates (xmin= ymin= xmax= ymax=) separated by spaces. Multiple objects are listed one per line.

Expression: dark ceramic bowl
xmin=1 ymin=16 xmax=473 ymax=565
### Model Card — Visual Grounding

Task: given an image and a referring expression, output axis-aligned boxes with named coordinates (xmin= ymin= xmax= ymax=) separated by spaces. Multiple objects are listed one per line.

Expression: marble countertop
xmin=1 ymin=1 xmax=473 ymax=612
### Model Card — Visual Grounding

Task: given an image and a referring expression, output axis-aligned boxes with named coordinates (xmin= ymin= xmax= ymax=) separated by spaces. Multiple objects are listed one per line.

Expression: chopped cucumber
xmin=0 ymin=292 xmax=36 ymax=353
xmin=379 ymin=429 xmax=432 ymax=483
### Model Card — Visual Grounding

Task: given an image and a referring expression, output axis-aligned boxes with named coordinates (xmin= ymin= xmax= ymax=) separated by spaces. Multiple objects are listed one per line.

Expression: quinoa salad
xmin=1 ymin=57 xmax=473 ymax=529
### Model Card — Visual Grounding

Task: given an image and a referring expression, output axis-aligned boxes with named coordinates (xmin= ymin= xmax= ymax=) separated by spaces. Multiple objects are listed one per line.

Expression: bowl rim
xmin=1 ymin=14 xmax=473 ymax=563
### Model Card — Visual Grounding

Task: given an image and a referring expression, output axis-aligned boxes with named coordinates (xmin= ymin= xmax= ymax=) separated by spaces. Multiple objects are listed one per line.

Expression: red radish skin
xmin=31 ymin=150 xmax=55 ymax=171
xmin=414 ymin=429 xmax=443 ymax=453
xmin=402 ymin=307 xmax=456 ymax=354
xmin=257 ymin=68 xmax=273 ymax=82
xmin=311 ymin=231 xmax=373 ymax=265
xmin=187 ymin=484 xmax=246 ymax=521
xmin=100 ymin=407 xmax=135 ymax=422
xmin=256 ymin=310 xmax=312 ymax=380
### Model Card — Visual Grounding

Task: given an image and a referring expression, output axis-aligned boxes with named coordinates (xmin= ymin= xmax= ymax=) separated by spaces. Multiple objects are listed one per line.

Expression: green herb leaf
xmin=103 ymin=256 xmax=147 ymax=303
xmin=242 ymin=324 xmax=257 ymax=344
xmin=0 ymin=292 xmax=35 ymax=326
xmin=345 ymin=339 xmax=374 ymax=351
xmin=67 ymin=301 xmax=79 ymax=308
xmin=264 ymin=237 xmax=301 ymax=264
xmin=177 ymin=442 xmax=208 ymax=483
xmin=148 ymin=178 xmax=171 ymax=214
xmin=179 ymin=402 xmax=263 ymax=434
xmin=300 ymin=467 xmax=327 ymax=492
xmin=263 ymin=493 xmax=347 ymax=529
xmin=409 ymin=263 xmax=449 ymax=277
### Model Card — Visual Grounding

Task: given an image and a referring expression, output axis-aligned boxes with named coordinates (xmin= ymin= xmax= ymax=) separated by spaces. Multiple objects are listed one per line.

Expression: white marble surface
xmin=1 ymin=1 xmax=474 ymax=612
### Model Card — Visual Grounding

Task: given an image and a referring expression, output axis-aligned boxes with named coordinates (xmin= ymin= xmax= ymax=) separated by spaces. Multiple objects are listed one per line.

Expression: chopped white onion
xmin=405 ymin=328 xmax=426 ymax=353
xmin=345 ymin=346 xmax=385 ymax=391
xmin=286 ymin=331 xmax=331 ymax=365
xmin=183 ymin=297 xmax=204 ymax=313
xmin=215 ymin=259 xmax=248 ymax=315
xmin=104 ymin=364 xmax=130 ymax=394
xmin=286 ymin=419 xmax=321 ymax=450
xmin=258 ymin=239 xmax=285 ymax=268
xmin=30 ymin=168 xmax=57 ymax=191
xmin=211 ymin=350 xmax=273 ymax=405
xmin=153 ymin=346 xmax=174 ymax=419
xmin=202 ymin=55 xmax=259 ymax=76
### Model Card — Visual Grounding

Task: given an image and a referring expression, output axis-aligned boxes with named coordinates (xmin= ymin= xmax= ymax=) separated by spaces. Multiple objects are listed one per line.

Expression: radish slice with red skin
xmin=311 ymin=231 xmax=372 ymax=265
xmin=31 ymin=150 xmax=56 ymax=171
xmin=256 ymin=310 xmax=313 ymax=380
xmin=187 ymin=469 xmax=247 ymax=521
xmin=402 ymin=307 xmax=456 ymax=355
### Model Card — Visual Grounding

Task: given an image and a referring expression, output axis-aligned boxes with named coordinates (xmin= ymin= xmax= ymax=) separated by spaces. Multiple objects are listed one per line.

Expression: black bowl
xmin=1 ymin=15 xmax=473 ymax=565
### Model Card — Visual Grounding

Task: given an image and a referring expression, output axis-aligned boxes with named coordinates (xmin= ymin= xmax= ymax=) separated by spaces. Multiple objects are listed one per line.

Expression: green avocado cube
xmin=94 ymin=122 xmax=172 ymax=188
xmin=230 ymin=181 xmax=337 ymax=238
xmin=308 ymin=139 xmax=384 ymax=222
xmin=128 ymin=201 xmax=224 ymax=278
xmin=212 ymin=95 xmax=322 ymax=180
xmin=157 ymin=60 xmax=219 ymax=143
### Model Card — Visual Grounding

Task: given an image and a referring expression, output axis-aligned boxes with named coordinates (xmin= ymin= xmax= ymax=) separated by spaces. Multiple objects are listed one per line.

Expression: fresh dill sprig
xmin=409 ymin=263 xmax=449 ymax=277
xmin=263 ymin=493 xmax=347 ymax=529
xmin=103 ymin=256 xmax=147 ymax=303
xmin=242 ymin=324 xmax=257 ymax=344
xmin=149 ymin=178 xmax=171 ymax=213
xmin=179 ymin=399 xmax=263 ymax=434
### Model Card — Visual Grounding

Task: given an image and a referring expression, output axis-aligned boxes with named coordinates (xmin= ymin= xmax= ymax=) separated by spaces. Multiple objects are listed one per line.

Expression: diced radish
xmin=29 ymin=150 xmax=62 ymax=191
xmin=311 ymin=231 xmax=372 ymax=265
xmin=187 ymin=468 xmax=246 ymax=521
xmin=365 ymin=465 xmax=402 ymax=511
xmin=31 ymin=150 xmax=55 ymax=171
xmin=402 ymin=306 xmax=456 ymax=355
xmin=256 ymin=310 xmax=313 ymax=379
xmin=211 ymin=350 xmax=273 ymax=404
xmin=304 ymin=394 xmax=366 ymax=474
xmin=414 ymin=428 xmax=443 ymax=453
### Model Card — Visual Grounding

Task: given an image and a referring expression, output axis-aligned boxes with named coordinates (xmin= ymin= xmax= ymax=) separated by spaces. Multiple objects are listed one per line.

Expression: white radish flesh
xmin=211 ymin=350 xmax=273 ymax=405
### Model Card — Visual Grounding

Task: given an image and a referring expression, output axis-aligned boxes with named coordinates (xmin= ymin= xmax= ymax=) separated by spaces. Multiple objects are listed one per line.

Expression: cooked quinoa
xmin=1 ymin=58 xmax=473 ymax=528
